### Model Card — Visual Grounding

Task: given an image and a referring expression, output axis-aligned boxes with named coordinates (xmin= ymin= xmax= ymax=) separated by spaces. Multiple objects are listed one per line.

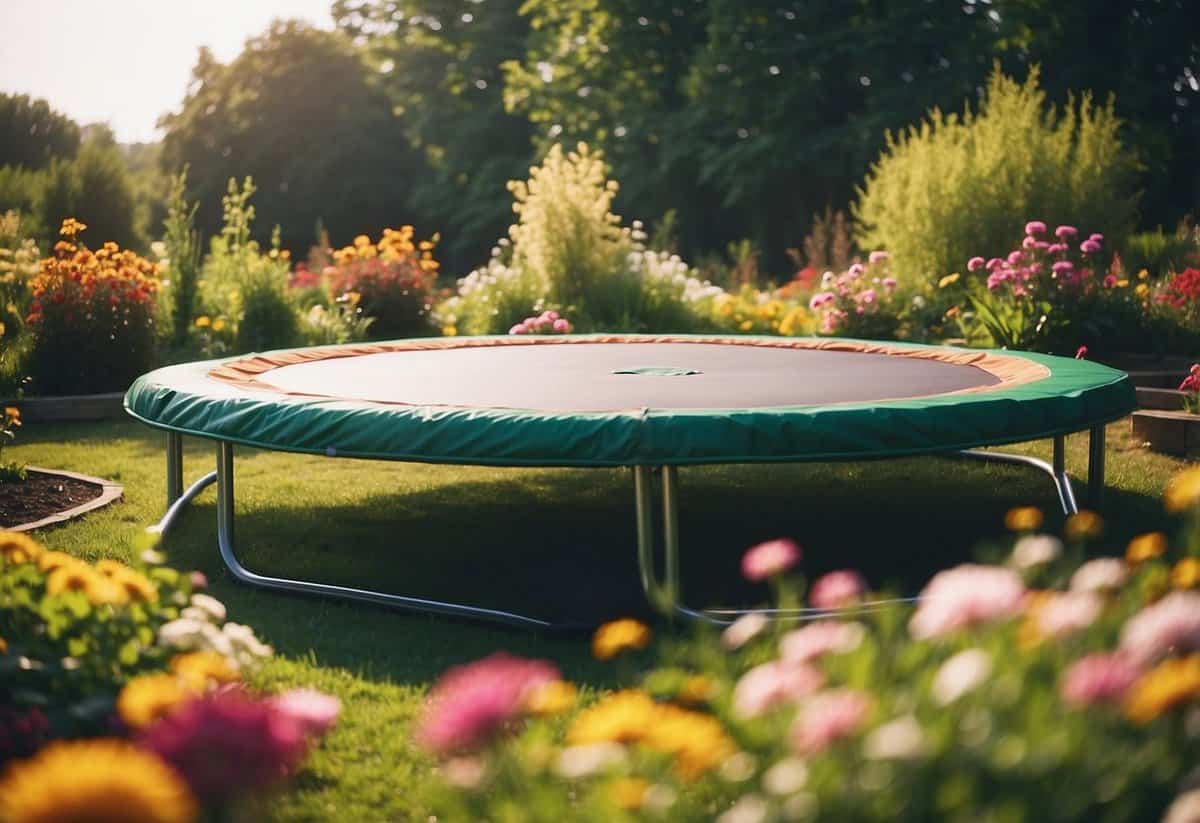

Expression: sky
xmin=0 ymin=0 xmax=336 ymax=144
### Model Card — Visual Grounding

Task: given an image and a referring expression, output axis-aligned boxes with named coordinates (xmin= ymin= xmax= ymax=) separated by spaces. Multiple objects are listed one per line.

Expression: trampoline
xmin=126 ymin=334 xmax=1135 ymax=627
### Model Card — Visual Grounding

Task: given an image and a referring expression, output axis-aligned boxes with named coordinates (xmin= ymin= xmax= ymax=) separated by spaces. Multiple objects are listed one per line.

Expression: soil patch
xmin=0 ymin=470 xmax=104 ymax=528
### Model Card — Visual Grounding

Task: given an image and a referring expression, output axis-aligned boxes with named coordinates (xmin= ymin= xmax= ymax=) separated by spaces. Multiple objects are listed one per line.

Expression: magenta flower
xmin=790 ymin=689 xmax=872 ymax=754
xmin=415 ymin=652 xmax=559 ymax=755
xmin=967 ymin=256 xmax=986 ymax=272
xmin=1089 ymin=233 xmax=1104 ymax=244
xmin=1006 ymin=250 xmax=1024 ymax=265
xmin=780 ymin=620 xmax=865 ymax=663
xmin=986 ymin=257 xmax=1004 ymax=271
xmin=858 ymin=288 xmax=877 ymax=305
xmin=868 ymin=250 xmax=889 ymax=264
xmin=909 ymin=564 xmax=1025 ymax=639
xmin=1119 ymin=591 xmax=1200 ymax=665
xmin=270 ymin=688 xmax=341 ymax=738
xmin=848 ymin=263 xmax=866 ymax=278
xmin=809 ymin=570 xmax=866 ymax=610
xmin=552 ymin=318 xmax=571 ymax=333
xmin=1025 ymin=220 xmax=1047 ymax=236
xmin=1060 ymin=653 xmax=1141 ymax=708
xmin=1022 ymin=235 xmax=1038 ymax=249
xmin=1034 ymin=240 xmax=1051 ymax=251
xmin=1081 ymin=239 xmax=1102 ymax=254
xmin=1076 ymin=345 xmax=1089 ymax=359
xmin=509 ymin=323 xmax=527 ymax=335
xmin=1055 ymin=225 xmax=1078 ymax=239
xmin=140 ymin=688 xmax=309 ymax=803
xmin=741 ymin=538 xmax=801 ymax=581
xmin=1051 ymin=261 xmax=1075 ymax=275
xmin=1047 ymin=243 xmax=1068 ymax=255
xmin=732 ymin=660 xmax=824 ymax=719
xmin=881 ymin=276 xmax=897 ymax=293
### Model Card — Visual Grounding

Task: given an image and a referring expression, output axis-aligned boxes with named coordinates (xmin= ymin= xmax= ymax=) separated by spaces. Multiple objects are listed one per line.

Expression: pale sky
xmin=0 ymin=0 xmax=336 ymax=144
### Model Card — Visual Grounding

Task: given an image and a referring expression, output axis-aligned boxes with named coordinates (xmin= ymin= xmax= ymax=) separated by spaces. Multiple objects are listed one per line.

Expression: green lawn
xmin=8 ymin=418 xmax=1189 ymax=820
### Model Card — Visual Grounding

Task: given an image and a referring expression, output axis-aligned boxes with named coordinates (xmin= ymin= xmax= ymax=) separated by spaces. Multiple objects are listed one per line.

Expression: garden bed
xmin=0 ymin=466 xmax=123 ymax=530
xmin=1131 ymin=410 xmax=1200 ymax=458
xmin=0 ymin=392 xmax=126 ymax=423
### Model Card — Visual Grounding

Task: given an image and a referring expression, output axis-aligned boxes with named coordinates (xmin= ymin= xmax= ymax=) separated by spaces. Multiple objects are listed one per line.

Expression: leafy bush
xmin=853 ymin=65 xmax=1140 ymax=284
xmin=1123 ymin=223 xmax=1200 ymax=279
xmin=425 ymin=473 xmax=1200 ymax=822
xmin=26 ymin=219 xmax=159 ymax=394
xmin=0 ymin=210 xmax=39 ymax=341
xmin=324 ymin=226 xmax=438 ymax=340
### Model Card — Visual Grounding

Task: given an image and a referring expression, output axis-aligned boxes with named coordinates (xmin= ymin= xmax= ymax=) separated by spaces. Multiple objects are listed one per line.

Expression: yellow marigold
xmin=95 ymin=559 xmax=132 ymax=578
xmin=1136 ymin=283 xmax=1150 ymax=298
xmin=938 ymin=272 xmax=961 ymax=288
xmin=113 ymin=568 xmax=159 ymax=603
xmin=592 ymin=618 xmax=652 ymax=660
xmin=117 ymin=674 xmax=191 ymax=729
xmin=170 ymin=651 xmax=240 ymax=691
xmin=1 ymin=532 xmax=43 ymax=565
xmin=193 ymin=315 xmax=211 ymax=328
xmin=0 ymin=739 xmax=197 ymax=823
xmin=1124 ymin=656 xmax=1200 ymax=725
xmin=525 ymin=680 xmax=577 ymax=716
xmin=1165 ymin=467 xmax=1200 ymax=513
xmin=1126 ymin=532 xmax=1168 ymax=565
xmin=58 ymin=217 xmax=87 ymax=236
xmin=36 ymin=551 xmax=77 ymax=574
xmin=1004 ymin=506 xmax=1043 ymax=532
xmin=353 ymin=234 xmax=371 ymax=248
xmin=1064 ymin=511 xmax=1104 ymax=541
xmin=569 ymin=690 xmax=659 ymax=745
xmin=211 ymin=318 xmax=226 ymax=332
xmin=646 ymin=703 xmax=737 ymax=779
xmin=1172 ymin=558 xmax=1200 ymax=590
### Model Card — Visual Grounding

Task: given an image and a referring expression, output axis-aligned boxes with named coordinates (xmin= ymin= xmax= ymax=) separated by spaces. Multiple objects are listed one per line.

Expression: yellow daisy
xmin=1165 ymin=466 xmax=1200 ymax=513
xmin=569 ymin=690 xmax=659 ymax=745
xmin=116 ymin=675 xmax=191 ymax=730
xmin=592 ymin=618 xmax=652 ymax=661
xmin=36 ymin=551 xmax=78 ymax=574
xmin=169 ymin=651 xmax=240 ymax=691
xmin=525 ymin=680 xmax=576 ymax=716
xmin=1126 ymin=532 xmax=1168 ymax=565
xmin=113 ymin=568 xmax=159 ymax=604
xmin=0 ymin=532 xmax=43 ymax=565
xmin=1125 ymin=656 xmax=1200 ymax=725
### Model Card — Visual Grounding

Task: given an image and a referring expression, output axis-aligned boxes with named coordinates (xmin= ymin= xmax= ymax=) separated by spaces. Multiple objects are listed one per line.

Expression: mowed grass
xmin=8 ymin=418 xmax=1188 ymax=821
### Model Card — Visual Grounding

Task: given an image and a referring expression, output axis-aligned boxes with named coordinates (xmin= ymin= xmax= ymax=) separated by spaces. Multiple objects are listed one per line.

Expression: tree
xmin=159 ymin=20 xmax=421 ymax=253
xmin=36 ymin=128 xmax=142 ymax=250
xmin=0 ymin=94 xmax=80 ymax=171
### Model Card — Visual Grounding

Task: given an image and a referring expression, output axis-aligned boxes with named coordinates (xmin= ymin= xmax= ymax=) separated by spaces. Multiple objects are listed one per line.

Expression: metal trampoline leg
xmin=957 ymin=443 xmax=1078 ymax=516
xmin=662 ymin=466 xmax=681 ymax=608
xmin=1088 ymin=424 xmax=1107 ymax=508
xmin=634 ymin=465 xmax=665 ymax=610
xmin=166 ymin=432 xmax=183 ymax=507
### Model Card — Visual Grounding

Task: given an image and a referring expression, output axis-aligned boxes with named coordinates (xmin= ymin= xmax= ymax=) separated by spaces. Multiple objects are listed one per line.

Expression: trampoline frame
xmin=153 ymin=424 xmax=1106 ymax=628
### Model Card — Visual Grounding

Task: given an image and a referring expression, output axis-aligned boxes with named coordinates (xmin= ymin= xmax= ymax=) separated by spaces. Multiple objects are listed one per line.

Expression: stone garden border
xmin=7 ymin=467 xmax=124 ymax=532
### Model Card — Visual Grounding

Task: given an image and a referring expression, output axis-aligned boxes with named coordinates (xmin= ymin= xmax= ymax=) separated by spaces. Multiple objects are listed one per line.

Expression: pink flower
xmin=857 ymin=288 xmax=877 ymax=305
xmin=809 ymin=570 xmax=866 ymax=610
xmin=1022 ymin=235 xmax=1038 ymax=249
xmin=1081 ymin=239 xmax=1102 ymax=254
xmin=1059 ymin=652 xmax=1141 ymax=708
xmin=789 ymin=690 xmax=871 ymax=754
xmin=552 ymin=318 xmax=571 ymax=333
xmin=1075 ymin=345 xmax=1089 ymax=360
xmin=780 ymin=620 xmax=865 ymax=663
xmin=1047 ymin=243 xmax=1068 ymax=255
xmin=1089 ymin=233 xmax=1104 ymax=244
xmin=140 ymin=688 xmax=309 ymax=803
xmin=986 ymin=257 xmax=1004 ymax=271
xmin=1051 ymin=261 xmax=1075 ymax=275
xmin=809 ymin=292 xmax=832 ymax=310
xmin=909 ymin=564 xmax=1025 ymax=639
xmin=1037 ymin=591 xmax=1102 ymax=639
xmin=967 ymin=256 xmax=986 ymax=272
xmin=868 ymin=250 xmax=889 ymax=264
xmin=881 ymin=276 xmax=897 ymax=293
xmin=509 ymin=323 xmax=527 ymax=335
xmin=270 ymin=688 xmax=341 ymax=738
xmin=1103 ymin=273 xmax=1119 ymax=287
xmin=1025 ymin=221 xmax=1047 ymax=236
xmin=1055 ymin=225 xmax=1078 ymax=239
xmin=415 ymin=653 xmax=559 ymax=755
xmin=722 ymin=613 xmax=769 ymax=650
xmin=1119 ymin=591 xmax=1200 ymax=665
xmin=189 ymin=571 xmax=208 ymax=590
xmin=1034 ymin=240 xmax=1051 ymax=251
xmin=1007 ymin=250 xmax=1024 ymax=265
xmin=741 ymin=538 xmax=800 ymax=581
xmin=848 ymin=263 xmax=866 ymax=278
xmin=931 ymin=648 xmax=992 ymax=704
xmin=732 ymin=660 xmax=824 ymax=719
xmin=1069 ymin=558 xmax=1127 ymax=593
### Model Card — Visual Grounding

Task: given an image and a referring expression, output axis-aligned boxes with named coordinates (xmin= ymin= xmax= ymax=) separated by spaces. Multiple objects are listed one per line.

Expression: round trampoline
xmin=127 ymin=334 xmax=1135 ymax=626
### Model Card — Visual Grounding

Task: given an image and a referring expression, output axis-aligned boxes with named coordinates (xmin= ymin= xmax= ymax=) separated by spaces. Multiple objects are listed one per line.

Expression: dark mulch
xmin=0 ymin=470 xmax=102 ymax=528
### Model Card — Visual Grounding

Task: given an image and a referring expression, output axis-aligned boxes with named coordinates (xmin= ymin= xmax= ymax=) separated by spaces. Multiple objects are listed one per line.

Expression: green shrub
xmin=853 ymin=65 xmax=1140 ymax=284
xmin=0 ymin=210 xmax=39 ymax=341
xmin=162 ymin=168 xmax=202 ymax=347
xmin=1123 ymin=223 xmax=1200 ymax=278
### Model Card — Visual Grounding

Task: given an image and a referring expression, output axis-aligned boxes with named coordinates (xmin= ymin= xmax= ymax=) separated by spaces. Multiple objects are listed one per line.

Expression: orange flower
xmin=1005 ymin=507 xmax=1043 ymax=532
xmin=1126 ymin=532 xmax=1167 ymax=565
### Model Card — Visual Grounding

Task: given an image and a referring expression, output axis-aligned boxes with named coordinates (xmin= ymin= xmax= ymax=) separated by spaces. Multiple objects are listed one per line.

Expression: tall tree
xmin=0 ymin=93 xmax=81 ymax=171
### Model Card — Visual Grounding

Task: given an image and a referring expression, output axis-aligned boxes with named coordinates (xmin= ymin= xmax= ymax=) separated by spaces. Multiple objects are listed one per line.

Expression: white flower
xmin=762 ymin=758 xmax=808 ymax=795
xmin=722 ymin=613 xmax=768 ymax=650
xmin=717 ymin=794 xmax=769 ymax=823
xmin=553 ymin=743 xmax=627 ymax=778
xmin=187 ymin=593 xmax=227 ymax=623
xmin=931 ymin=648 xmax=992 ymax=705
xmin=864 ymin=715 xmax=927 ymax=760
xmin=1070 ymin=558 xmax=1128 ymax=593
xmin=158 ymin=618 xmax=234 ymax=658
xmin=1037 ymin=591 xmax=1102 ymax=639
xmin=221 ymin=622 xmax=273 ymax=666
xmin=1009 ymin=534 xmax=1062 ymax=570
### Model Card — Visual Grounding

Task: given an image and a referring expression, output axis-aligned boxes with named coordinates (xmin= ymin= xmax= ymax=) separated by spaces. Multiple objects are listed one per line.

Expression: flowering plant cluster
xmin=0 ymin=531 xmax=339 ymax=822
xmin=426 ymin=472 xmax=1200 ymax=822
xmin=24 ymin=219 xmax=159 ymax=394
xmin=509 ymin=309 xmax=573 ymax=335
xmin=807 ymin=251 xmax=898 ymax=337
xmin=0 ymin=406 xmax=24 ymax=483
xmin=1178 ymin=364 xmax=1200 ymax=414
xmin=320 ymin=225 xmax=439 ymax=340
xmin=0 ymin=210 xmax=39 ymax=341
xmin=713 ymin=286 xmax=813 ymax=337
xmin=1155 ymin=268 xmax=1200 ymax=327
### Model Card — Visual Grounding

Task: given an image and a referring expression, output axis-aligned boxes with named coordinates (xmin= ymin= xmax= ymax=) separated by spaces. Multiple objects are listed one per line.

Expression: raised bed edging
xmin=6 ymin=466 xmax=124 ymax=532
xmin=0 ymin=393 xmax=126 ymax=423
xmin=1131 ymin=410 xmax=1200 ymax=457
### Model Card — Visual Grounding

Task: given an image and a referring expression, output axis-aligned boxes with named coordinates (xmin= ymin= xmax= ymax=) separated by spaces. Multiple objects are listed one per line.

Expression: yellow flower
xmin=610 ymin=777 xmax=650 ymax=811
xmin=1116 ymin=279 xmax=1129 ymax=288
xmin=645 ymin=703 xmax=737 ymax=779
xmin=739 ymin=320 xmax=753 ymax=331
xmin=46 ymin=564 xmax=128 ymax=606
xmin=678 ymin=675 xmax=715 ymax=704
xmin=1126 ymin=532 xmax=1167 ymax=565
xmin=592 ymin=618 xmax=652 ymax=660
xmin=353 ymin=234 xmax=371 ymax=248
xmin=113 ymin=568 xmax=159 ymax=604
xmin=194 ymin=316 xmax=211 ymax=328
xmin=95 ymin=558 xmax=132 ymax=578
xmin=1064 ymin=511 xmax=1104 ymax=541
xmin=525 ymin=680 xmax=576 ymax=716
xmin=211 ymin=318 xmax=226 ymax=332
xmin=170 ymin=651 xmax=240 ymax=691
xmin=938 ymin=272 xmax=961 ymax=288
xmin=442 ymin=325 xmax=458 ymax=337
xmin=0 ymin=321 xmax=5 ymax=337
xmin=1124 ymin=656 xmax=1200 ymax=725
xmin=0 ymin=739 xmax=197 ymax=823
xmin=1171 ymin=558 xmax=1200 ymax=590
xmin=1004 ymin=506 xmax=1043 ymax=532
xmin=1136 ymin=283 xmax=1150 ymax=298
xmin=37 ymin=551 xmax=78 ymax=574
xmin=569 ymin=690 xmax=659 ymax=745
xmin=3 ymin=407 xmax=16 ymax=427
xmin=0 ymin=532 xmax=43 ymax=565
xmin=0 ymin=635 xmax=7 ymax=654
xmin=117 ymin=674 xmax=191 ymax=729
xmin=1165 ymin=467 xmax=1200 ymax=513
xmin=1138 ymin=268 xmax=1150 ymax=280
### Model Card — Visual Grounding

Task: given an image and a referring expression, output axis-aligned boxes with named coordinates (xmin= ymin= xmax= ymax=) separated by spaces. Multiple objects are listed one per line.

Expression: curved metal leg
xmin=958 ymin=435 xmax=1079 ymax=515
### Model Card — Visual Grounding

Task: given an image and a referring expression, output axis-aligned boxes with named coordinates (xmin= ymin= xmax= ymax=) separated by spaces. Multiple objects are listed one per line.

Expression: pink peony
xmin=415 ymin=652 xmax=559 ymax=755
xmin=140 ymin=687 xmax=309 ymax=803
xmin=741 ymin=538 xmax=800 ymax=581
xmin=868 ymin=250 xmax=889 ymax=264
xmin=789 ymin=690 xmax=872 ymax=754
xmin=967 ymin=256 xmax=986 ymax=272
xmin=1059 ymin=652 xmax=1141 ymax=708
xmin=780 ymin=620 xmax=865 ymax=663
xmin=809 ymin=570 xmax=866 ymax=610
xmin=1037 ymin=591 xmax=1102 ymax=639
xmin=1055 ymin=225 xmax=1078 ymax=239
xmin=270 ymin=688 xmax=341 ymax=738
xmin=1025 ymin=221 xmax=1047 ymax=236
xmin=1080 ymin=239 xmax=1102 ymax=254
xmin=732 ymin=660 xmax=824 ymax=719
xmin=909 ymin=564 xmax=1025 ymax=639
xmin=1119 ymin=591 xmax=1200 ymax=665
